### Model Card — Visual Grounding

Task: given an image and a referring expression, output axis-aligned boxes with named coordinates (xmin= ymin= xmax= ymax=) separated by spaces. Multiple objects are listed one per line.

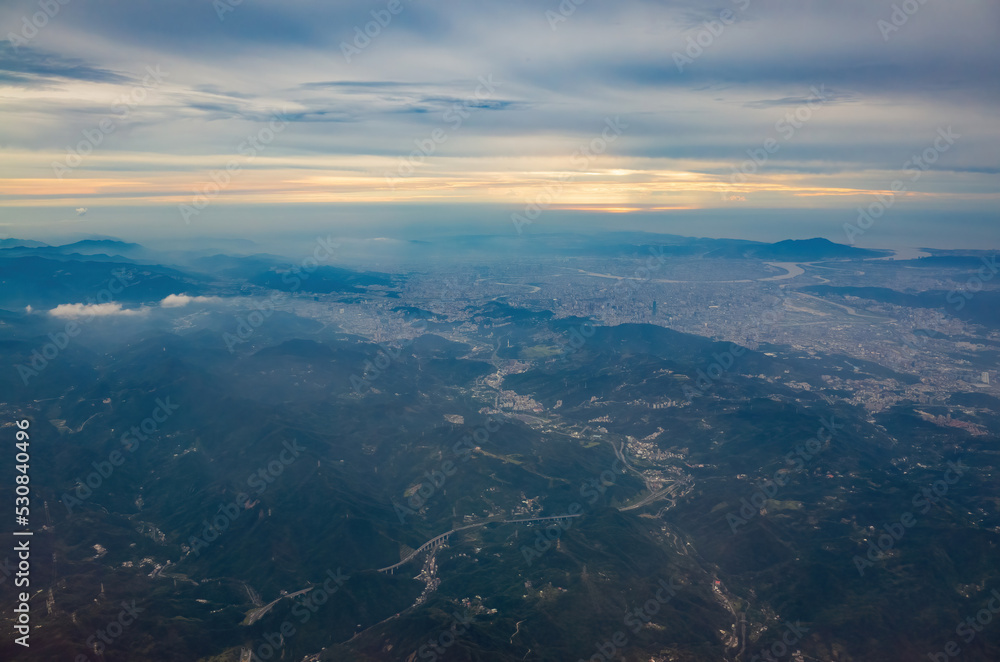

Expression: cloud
xmin=743 ymin=89 xmax=857 ymax=109
xmin=76 ymin=207 xmax=88 ymax=216
xmin=160 ymin=294 xmax=220 ymax=308
xmin=49 ymin=303 xmax=148 ymax=318
xmin=0 ymin=43 xmax=130 ymax=87
xmin=0 ymin=0 xmax=996 ymax=230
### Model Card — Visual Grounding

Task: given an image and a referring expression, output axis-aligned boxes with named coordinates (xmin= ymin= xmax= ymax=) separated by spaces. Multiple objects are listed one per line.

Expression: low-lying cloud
xmin=160 ymin=294 xmax=222 ymax=308
xmin=49 ymin=303 xmax=148 ymax=319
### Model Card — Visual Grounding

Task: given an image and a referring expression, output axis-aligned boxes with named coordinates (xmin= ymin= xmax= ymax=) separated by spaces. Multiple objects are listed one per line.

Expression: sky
xmin=0 ymin=0 xmax=997 ymax=246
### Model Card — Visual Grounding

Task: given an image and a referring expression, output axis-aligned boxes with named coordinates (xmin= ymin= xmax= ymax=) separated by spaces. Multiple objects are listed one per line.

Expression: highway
xmin=619 ymin=478 xmax=690 ymax=512
xmin=377 ymin=514 xmax=582 ymax=573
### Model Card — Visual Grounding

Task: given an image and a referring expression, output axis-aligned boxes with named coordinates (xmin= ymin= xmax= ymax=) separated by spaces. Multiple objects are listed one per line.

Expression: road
xmin=618 ymin=479 xmax=690 ymax=511
xmin=243 ymin=586 xmax=314 ymax=625
xmin=377 ymin=514 xmax=583 ymax=573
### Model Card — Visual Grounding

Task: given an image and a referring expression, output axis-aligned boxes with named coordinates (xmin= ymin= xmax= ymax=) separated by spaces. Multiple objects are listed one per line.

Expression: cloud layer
xmin=0 ymin=0 xmax=996 ymax=238
xmin=160 ymin=294 xmax=220 ymax=308
xmin=49 ymin=302 xmax=147 ymax=318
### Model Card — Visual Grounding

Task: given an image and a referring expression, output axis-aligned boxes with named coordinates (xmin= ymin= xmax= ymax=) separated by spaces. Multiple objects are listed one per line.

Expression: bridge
xmin=377 ymin=514 xmax=582 ymax=574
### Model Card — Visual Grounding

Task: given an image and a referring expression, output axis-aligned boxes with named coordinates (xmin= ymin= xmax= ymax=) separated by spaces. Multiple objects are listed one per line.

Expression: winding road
xmin=377 ymin=514 xmax=583 ymax=573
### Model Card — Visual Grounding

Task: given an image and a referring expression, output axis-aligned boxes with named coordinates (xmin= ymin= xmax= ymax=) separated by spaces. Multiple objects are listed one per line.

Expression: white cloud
xmin=160 ymin=294 xmax=220 ymax=308
xmin=49 ymin=303 xmax=147 ymax=319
